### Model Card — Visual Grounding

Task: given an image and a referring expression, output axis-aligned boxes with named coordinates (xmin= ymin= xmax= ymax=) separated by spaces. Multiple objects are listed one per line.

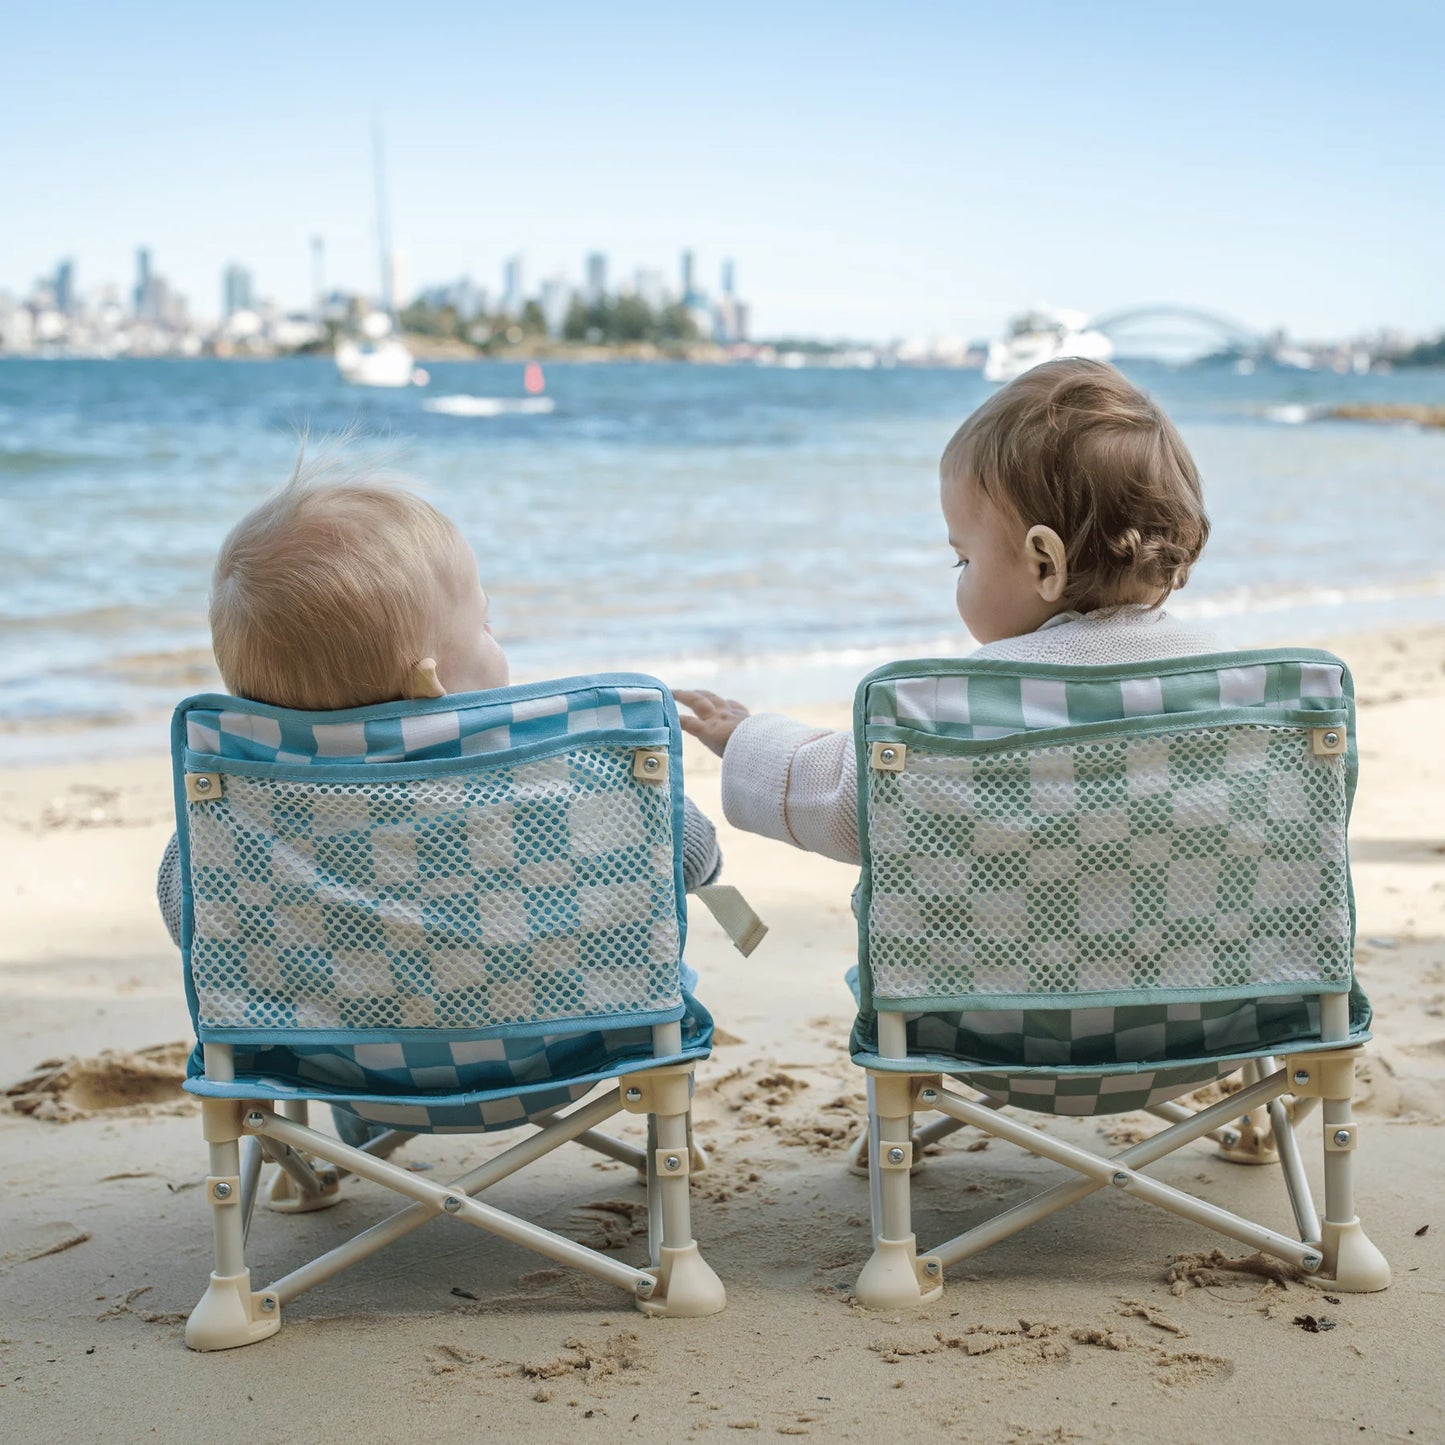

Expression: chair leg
xmin=855 ymin=1072 xmax=942 ymax=1309
xmin=1217 ymin=1060 xmax=1281 ymax=1166
xmin=634 ymin=1073 xmax=725 ymax=1318
xmin=1310 ymin=1009 xmax=1390 ymax=1292
xmin=263 ymin=1099 xmax=351 ymax=1213
xmin=186 ymin=1098 xmax=282 ymax=1351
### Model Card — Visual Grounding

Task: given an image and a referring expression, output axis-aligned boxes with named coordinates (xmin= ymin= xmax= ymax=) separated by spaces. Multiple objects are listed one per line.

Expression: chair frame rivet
xmin=260 ymin=1296 xmax=276 ymax=1312
xmin=625 ymin=1087 xmax=643 ymax=1102
xmin=245 ymin=1110 xmax=266 ymax=1129
xmin=443 ymin=1195 xmax=463 ymax=1214
xmin=664 ymin=1154 xmax=682 ymax=1171
xmin=887 ymin=1146 xmax=907 ymax=1165
xmin=213 ymin=1181 xmax=232 ymax=1200
xmin=1334 ymin=1129 xmax=1352 ymax=1147
xmin=1111 ymin=1171 xmax=1129 ymax=1187
xmin=1293 ymin=1070 xmax=1311 ymax=1086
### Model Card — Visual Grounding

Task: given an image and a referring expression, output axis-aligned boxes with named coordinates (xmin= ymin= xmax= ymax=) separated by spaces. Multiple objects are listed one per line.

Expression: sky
xmin=3 ymin=2 xmax=1442 ymax=342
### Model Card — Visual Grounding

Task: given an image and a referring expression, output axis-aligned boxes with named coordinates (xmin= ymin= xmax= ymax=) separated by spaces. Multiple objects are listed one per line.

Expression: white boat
xmin=336 ymin=323 xmax=424 ymax=389
xmin=984 ymin=307 xmax=1113 ymax=383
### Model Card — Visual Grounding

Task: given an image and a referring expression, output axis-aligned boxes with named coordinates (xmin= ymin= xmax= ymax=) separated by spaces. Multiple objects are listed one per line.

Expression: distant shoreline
xmin=1324 ymin=402 xmax=1445 ymax=428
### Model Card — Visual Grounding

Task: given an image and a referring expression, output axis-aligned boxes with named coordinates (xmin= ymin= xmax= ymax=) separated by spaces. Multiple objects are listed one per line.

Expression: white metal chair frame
xmin=189 ymin=1018 xmax=723 ymax=1351
xmin=854 ymin=995 xmax=1390 ymax=1310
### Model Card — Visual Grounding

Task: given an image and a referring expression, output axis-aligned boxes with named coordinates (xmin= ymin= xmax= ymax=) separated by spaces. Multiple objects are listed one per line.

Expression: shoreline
xmin=8 ymin=613 xmax=1445 ymax=771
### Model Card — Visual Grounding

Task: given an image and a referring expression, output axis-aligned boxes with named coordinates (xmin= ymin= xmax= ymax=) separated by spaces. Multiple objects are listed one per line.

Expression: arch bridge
xmin=1090 ymin=306 xmax=1263 ymax=354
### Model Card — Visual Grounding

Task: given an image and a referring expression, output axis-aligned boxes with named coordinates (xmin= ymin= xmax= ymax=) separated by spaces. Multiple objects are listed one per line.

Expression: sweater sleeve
xmin=157 ymin=832 xmax=183 ymax=948
xmin=680 ymin=795 xmax=723 ymax=891
xmin=720 ymin=713 xmax=860 ymax=866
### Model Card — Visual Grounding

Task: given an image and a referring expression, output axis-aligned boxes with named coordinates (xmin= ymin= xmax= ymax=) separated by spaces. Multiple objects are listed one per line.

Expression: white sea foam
xmin=422 ymin=395 xmax=556 ymax=418
xmin=1260 ymin=403 xmax=1325 ymax=425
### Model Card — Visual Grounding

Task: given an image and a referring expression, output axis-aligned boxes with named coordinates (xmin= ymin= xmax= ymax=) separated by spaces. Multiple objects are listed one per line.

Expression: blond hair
xmin=942 ymin=359 xmax=1209 ymax=609
xmin=210 ymin=455 xmax=464 ymax=711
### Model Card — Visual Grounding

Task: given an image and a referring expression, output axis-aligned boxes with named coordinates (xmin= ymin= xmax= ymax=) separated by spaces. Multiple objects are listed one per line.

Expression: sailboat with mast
xmin=336 ymin=124 xmax=426 ymax=388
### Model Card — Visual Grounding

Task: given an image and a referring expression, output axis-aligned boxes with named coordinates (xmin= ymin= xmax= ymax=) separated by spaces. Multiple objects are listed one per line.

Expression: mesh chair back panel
xmin=858 ymin=652 xmax=1355 ymax=1011
xmin=175 ymin=679 xmax=686 ymax=1039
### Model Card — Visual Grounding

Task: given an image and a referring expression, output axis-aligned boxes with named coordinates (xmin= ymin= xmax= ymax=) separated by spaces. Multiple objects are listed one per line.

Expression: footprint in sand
xmin=4 ymin=1043 xmax=193 ymax=1122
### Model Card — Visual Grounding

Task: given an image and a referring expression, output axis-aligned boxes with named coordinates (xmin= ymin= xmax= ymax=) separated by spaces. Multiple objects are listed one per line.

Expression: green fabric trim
xmin=864 ymin=707 xmax=1347 ymax=756
xmin=870 ymin=977 xmax=1354 ymax=1013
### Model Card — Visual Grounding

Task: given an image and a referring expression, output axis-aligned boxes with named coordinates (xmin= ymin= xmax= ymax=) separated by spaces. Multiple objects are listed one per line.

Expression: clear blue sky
xmin=3 ymin=2 xmax=1441 ymax=340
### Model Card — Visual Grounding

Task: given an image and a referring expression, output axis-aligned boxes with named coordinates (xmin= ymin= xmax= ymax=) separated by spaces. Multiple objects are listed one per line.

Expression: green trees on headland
xmin=562 ymin=296 xmax=698 ymax=345
xmin=396 ymin=295 xmax=701 ymax=354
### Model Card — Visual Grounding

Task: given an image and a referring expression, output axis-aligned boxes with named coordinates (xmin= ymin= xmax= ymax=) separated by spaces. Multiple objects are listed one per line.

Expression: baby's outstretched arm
xmin=674 ymin=689 xmax=750 ymax=757
xmin=676 ymin=689 xmax=860 ymax=866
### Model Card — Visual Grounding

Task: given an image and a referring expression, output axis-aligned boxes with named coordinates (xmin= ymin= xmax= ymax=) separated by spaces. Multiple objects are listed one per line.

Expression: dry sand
xmin=2 ymin=627 xmax=1444 ymax=1444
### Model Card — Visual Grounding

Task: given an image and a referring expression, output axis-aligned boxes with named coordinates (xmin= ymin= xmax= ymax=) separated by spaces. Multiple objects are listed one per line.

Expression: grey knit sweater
xmin=157 ymin=796 xmax=723 ymax=948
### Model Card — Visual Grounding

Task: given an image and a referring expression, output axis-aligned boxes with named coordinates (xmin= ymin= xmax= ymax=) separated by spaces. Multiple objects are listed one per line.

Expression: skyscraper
xmin=222 ymin=263 xmax=254 ymax=318
xmin=54 ymin=259 xmax=75 ymax=314
xmin=585 ymin=252 xmax=608 ymax=306
xmin=680 ymin=249 xmax=696 ymax=304
xmin=720 ymin=259 xmax=735 ymax=298
xmin=133 ymin=248 xmax=153 ymax=319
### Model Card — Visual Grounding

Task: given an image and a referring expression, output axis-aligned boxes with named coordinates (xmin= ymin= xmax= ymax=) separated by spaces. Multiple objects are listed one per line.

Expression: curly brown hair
xmin=941 ymin=359 xmax=1209 ymax=610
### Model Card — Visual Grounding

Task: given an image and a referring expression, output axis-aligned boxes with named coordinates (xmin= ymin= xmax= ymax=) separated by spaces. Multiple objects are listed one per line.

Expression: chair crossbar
xmin=251 ymin=1091 xmax=654 ymax=1307
xmin=924 ymin=1070 xmax=1318 ymax=1272
xmin=260 ymin=1134 xmax=334 ymax=1196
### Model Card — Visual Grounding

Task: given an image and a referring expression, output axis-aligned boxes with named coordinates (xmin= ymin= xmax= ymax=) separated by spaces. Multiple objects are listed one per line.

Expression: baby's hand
xmin=674 ymin=689 xmax=750 ymax=757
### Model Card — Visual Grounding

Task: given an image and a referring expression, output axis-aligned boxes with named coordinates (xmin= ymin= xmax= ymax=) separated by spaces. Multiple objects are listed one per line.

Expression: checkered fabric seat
xmin=171 ymin=675 xmax=729 ymax=1348
xmin=847 ymin=649 xmax=1390 ymax=1308
xmin=851 ymin=650 xmax=1369 ymax=1109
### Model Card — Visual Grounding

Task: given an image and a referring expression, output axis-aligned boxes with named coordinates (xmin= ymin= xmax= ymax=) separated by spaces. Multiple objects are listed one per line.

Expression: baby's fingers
xmin=673 ymin=688 xmax=718 ymax=714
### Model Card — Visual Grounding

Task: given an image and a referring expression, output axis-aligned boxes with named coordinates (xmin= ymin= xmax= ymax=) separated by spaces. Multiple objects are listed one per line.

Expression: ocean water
xmin=2 ymin=356 xmax=1445 ymax=739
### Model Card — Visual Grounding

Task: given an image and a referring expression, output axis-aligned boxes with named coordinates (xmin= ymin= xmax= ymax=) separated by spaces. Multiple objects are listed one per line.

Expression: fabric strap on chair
xmin=695 ymin=884 xmax=768 ymax=957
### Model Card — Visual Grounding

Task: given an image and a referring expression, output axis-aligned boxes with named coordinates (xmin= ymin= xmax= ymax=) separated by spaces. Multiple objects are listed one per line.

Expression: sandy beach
xmin=2 ymin=626 xmax=1444 ymax=1445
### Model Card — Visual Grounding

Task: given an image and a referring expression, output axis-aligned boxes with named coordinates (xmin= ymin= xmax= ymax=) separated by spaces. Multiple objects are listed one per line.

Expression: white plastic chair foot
xmin=1216 ymin=1113 xmax=1279 ymax=1166
xmin=635 ymin=1242 xmax=727 ymax=1318
xmin=1312 ymin=1218 xmax=1391 ymax=1293
xmin=186 ymin=1269 xmax=281 ymax=1351
xmin=265 ymin=1168 xmax=342 ymax=1213
xmin=854 ymin=1235 xmax=943 ymax=1310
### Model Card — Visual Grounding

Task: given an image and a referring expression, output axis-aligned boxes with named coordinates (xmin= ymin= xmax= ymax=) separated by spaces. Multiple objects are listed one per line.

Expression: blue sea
xmin=3 ymin=357 xmax=1445 ymax=751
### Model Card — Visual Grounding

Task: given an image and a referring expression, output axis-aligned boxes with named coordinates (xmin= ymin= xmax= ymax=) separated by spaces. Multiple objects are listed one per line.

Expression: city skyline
xmin=2 ymin=5 xmax=1441 ymax=341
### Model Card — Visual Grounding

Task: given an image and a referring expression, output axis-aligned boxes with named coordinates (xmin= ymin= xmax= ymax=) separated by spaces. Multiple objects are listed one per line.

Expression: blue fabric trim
xmin=181 ymin=726 xmax=672 ymax=783
xmin=194 ymin=999 xmax=692 ymax=1046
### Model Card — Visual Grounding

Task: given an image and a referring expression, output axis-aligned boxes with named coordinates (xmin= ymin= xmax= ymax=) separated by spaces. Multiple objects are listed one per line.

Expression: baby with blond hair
xmin=158 ymin=457 xmax=724 ymax=1142
xmin=678 ymin=358 xmax=1222 ymax=862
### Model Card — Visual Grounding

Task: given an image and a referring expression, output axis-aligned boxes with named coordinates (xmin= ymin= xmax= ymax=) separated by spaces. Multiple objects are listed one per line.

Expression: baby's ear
xmin=1024 ymin=526 xmax=1068 ymax=604
xmin=405 ymin=658 xmax=447 ymax=699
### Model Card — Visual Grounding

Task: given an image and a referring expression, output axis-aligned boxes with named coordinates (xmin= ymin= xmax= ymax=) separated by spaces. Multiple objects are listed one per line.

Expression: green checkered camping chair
xmin=847 ymin=649 xmax=1391 ymax=1309
xmin=172 ymin=674 xmax=733 ymax=1350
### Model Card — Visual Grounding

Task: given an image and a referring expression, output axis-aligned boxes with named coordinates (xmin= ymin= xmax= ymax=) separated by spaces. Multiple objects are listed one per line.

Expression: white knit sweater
xmin=721 ymin=606 xmax=1224 ymax=866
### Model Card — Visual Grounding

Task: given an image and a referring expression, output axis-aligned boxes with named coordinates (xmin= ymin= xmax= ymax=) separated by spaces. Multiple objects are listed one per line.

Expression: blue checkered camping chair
xmin=171 ymin=674 xmax=734 ymax=1350
xmin=845 ymin=648 xmax=1391 ymax=1309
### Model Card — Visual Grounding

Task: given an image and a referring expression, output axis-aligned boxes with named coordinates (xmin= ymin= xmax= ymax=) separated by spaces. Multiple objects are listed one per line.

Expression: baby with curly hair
xmin=678 ymin=358 xmax=1221 ymax=863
